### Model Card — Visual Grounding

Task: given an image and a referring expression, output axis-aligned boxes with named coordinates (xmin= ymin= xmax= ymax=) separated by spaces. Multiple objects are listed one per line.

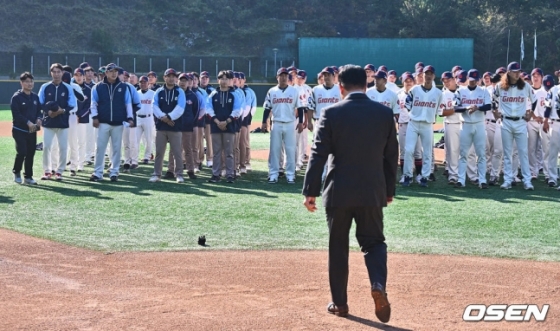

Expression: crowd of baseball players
xmin=10 ymin=60 xmax=560 ymax=190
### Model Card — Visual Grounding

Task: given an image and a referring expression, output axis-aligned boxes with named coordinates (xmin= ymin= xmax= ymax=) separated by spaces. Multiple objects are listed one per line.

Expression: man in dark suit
xmin=302 ymin=65 xmax=398 ymax=323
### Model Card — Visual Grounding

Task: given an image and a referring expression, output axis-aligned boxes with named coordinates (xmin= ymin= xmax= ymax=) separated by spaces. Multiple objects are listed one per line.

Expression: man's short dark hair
xmin=217 ymin=70 xmax=233 ymax=79
xmin=20 ymin=72 xmax=34 ymax=81
xmin=62 ymin=65 xmax=73 ymax=74
xmin=191 ymin=72 xmax=200 ymax=79
xmin=338 ymin=65 xmax=367 ymax=90
xmin=50 ymin=63 xmax=63 ymax=72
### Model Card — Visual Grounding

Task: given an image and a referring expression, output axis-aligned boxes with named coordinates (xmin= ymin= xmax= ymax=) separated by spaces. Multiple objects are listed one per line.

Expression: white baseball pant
xmin=93 ymin=124 xmax=123 ymax=178
xmin=546 ymin=120 xmax=560 ymax=183
xmin=122 ymin=126 xmax=138 ymax=166
xmin=296 ymin=127 xmax=308 ymax=167
xmin=403 ymin=120 xmax=433 ymax=179
xmin=269 ymin=121 xmax=297 ymax=179
xmin=458 ymin=122 xmax=487 ymax=185
xmin=527 ymin=120 xmax=542 ymax=177
xmin=76 ymin=123 xmax=88 ymax=170
xmin=485 ymin=120 xmax=497 ymax=175
xmin=444 ymin=122 xmax=461 ymax=181
xmin=67 ymin=113 xmax=79 ymax=171
xmin=43 ymin=127 xmax=68 ymax=174
xmin=136 ymin=116 xmax=154 ymax=161
xmin=539 ymin=123 xmax=550 ymax=179
xmin=86 ymin=114 xmax=96 ymax=160
xmin=501 ymin=119 xmax=531 ymax=185
xmin=398 ymin=122 xmax=422 ymax=164
xmin=491 ymin=120 xmax=520 ymax=178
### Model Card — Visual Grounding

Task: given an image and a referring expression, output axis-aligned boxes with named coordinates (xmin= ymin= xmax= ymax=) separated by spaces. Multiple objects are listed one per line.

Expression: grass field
xmin=0 ymin=110 xmax=558 ymax=261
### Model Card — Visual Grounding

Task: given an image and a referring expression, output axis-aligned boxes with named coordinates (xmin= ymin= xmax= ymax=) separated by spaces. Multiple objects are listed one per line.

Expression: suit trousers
xmin=211 ymin=132 xmax=235 ymax=177
xmin=12 ymin=129 xmax=37 ymax=178
xmin=326 ymin=206 xmax=387 ymax=306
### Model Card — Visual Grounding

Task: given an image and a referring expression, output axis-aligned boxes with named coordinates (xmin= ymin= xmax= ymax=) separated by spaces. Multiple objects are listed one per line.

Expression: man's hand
xmin=218 ymin=121 xmax=228 ymax=131
xmin=543 ymin=120 xmax=550 ymax=133
xmin=296 ymin=123 xmax=304 ymax=133
xmin=523 ymin=111 xmax=532 ymax=122
xmin=128 ymin=120 xmax=135 ymax=128
xmin=36 ymin=119 xmax=42 ymax=128
xmin=27 ymin=121 xmax=36 ymax=133
xmin=303 ymin=196 xmax=317 ymax=212
xmin=535 ymin=116 xmax=544 ymax=124
xmin=92 ymin=118 xmax=100 ymax=128
xmin=261 ymin=122 xmax=268 ymax=132
xmin=468 ymin=105 xmax=478 ymax=114
xmin=307 ymin=121 xmax=313 ymax=132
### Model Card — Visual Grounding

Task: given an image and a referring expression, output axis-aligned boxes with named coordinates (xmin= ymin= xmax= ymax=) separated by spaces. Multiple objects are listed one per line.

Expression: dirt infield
xmin=1 ymin=229 xmax=558 ymax=331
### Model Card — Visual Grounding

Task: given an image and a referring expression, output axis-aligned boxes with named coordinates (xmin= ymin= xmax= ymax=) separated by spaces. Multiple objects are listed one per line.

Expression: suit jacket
xmin=302 ymin=92 xmax=398 ymax=208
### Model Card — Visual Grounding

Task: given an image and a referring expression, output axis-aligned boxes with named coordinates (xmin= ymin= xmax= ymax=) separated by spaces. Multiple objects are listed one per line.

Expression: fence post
xmin=167 ymin=58 xmax=169 ymax=69
xmin=117 ymin=57 xmax=119 ymax=66
xmin=47 ymin=55 xmax=50 ymax=74
xmin=215 ymin=60 xmax=218 ymax=77
xmin=265 ymin=60 xmax=268 ymax=78
xmin=13 ymin=54 xmax=16 ymax=73
xmin=134 ymin=58 xmax=136 ymax=73
xmin=99 ymin=57 xmax=101 ymax=69
xmin=199 ymin=59 xmax=202 ymax=73
xmin=65 ymin=56 xmax=68 ymax=65
xmin=183 ymin=59 xmax=186 ymax=73
xmin=83 ymin=55 xmax=85 ymax=63
xmin=280 ymin=60 xmax=283 ymax=68
xmin=31 ymin=55 xmax=33 ymax=74
xmin=232 ymin=59 xmax=234 ymax=71
xmin=149 ymin=58 xmax=152 ymax=71
xmin=249 ymin=60 xmax=251 ymax=77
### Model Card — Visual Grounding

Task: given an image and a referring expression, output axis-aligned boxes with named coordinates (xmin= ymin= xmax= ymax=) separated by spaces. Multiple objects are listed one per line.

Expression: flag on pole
xmin=534 ymin=30 xmax=537 ymax=60
xmin=520 ymin=30 xmax=525 ymax=61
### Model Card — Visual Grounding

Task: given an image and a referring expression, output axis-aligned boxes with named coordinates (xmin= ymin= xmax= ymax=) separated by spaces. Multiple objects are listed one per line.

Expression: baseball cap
xmin=456 ymin=70 xmax=467 ymax=83
xmin=483 ymin=71 xmax=492 ymax=78
xmin=543 ymin=75 xmax=555 ymax=91
xmin=105 ymin=63 xmax=118 ymax=71
xmin=200 ymin=71 xmax=209 ymax=77
xmin=164 ymin=68 xmax=178 ymax=76
xmin=233 ymin=72 xmax=240 ymax=79
xmin=276 ymin=67 xmax=289 ymax=76
xmin=495 ymin=67 xmax=507 ymax=74
xmin=98 ymin=66 xmax=106 ymax=74
xmin=179 ymin=73 xmax=193 ymax=80
xmin=377 ymin=65 xmax=388 ymax=73
xmin=413 ymin=68 xmax=423 ymax=77
xmin=296 ymin=69 xmax=307 ymax=79
xmin=320 ymin=67 xmax=335 ymax=75
xmin=507 ymin=62 xmax=522 ymax=72
xmin=441 ymin=71 xmax=453 ymax=80
xmin=139 ymin=75 xmax=149 ymax=82
xmin=83 ymin=66 xmax=94 ymax=72
xmin=79 ymin=62 xmax=90 ymax=69
xmin=287 ymin=66 xmax=297 ymax=72
xmin=73 ymin=68 xmax=84 ymax=76
xmin=374 ymin=71 xmax=387 ymax=79
xmin=147 ymin=71 xmax=157 ymax=77
xmin=330 ymin=66 xmax=339 ymax=73
xmin=388 ymin=70 xmax=397 ymax=77
xmin=467 ymin=69 xmax=480 ymax=81
xmin=452 ymin=65 xmax=463 ymax=74
xmin=364 ymin=64 xmax=376 ymax=72
xmin=123 ymin=71 xmax=130 ymax=77
xmin=238 ymin=72 xmax=246 ymax=80
xmin=531 ymin=68 xmax=543 ymax=77
xmin=423 ymin=65 xmax=436 ymax=74
xmin=401 ymin=72 xmax=414 ymax=82
xmin=117 ymin=67 xmax=124 ymax=75
xmin=415 ymin=62 xmax=425 ymax=70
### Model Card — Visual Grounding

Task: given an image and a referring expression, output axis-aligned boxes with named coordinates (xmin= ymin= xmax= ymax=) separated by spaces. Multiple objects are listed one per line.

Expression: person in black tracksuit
xmin=11 ymin=72 xmax=42 ymax=184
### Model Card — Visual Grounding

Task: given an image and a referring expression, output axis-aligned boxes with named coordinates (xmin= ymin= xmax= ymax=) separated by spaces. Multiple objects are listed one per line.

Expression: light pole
xmin=273 ymin=48 xmax=278 ymax=71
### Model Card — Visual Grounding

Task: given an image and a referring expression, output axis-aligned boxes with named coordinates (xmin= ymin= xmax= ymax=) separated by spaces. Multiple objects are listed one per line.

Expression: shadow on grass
xmin=0 ymin=194 xmax=15 ymax=204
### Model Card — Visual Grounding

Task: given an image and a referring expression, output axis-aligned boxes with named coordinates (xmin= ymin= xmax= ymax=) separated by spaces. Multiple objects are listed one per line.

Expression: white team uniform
xmin=386 ymin=81 xmax=400 ymax=94
xmin=484 ymin=85 xmax=497 ymax=176
xmin=493 ymin=82 xmax=535 ymax=187
xmin=397 ymin=88 xmax=422 ymax=167
xmin=403 ymin=85 xmax=444 ymax=181
xmin=122 ymin=84 xmax=140 ymax=167
xmin=454 ymin=85 xmax=491 ymax=185
xmin=545 ymin=86 xmax=560 ymax=185
xmin=295 ymin=83 xmax=312 ymax=168
xmin=263 ymin=85 xmax=304 ymax=180
xmin=365 ymin=87 xmax=400 ymax=115
xmin=438 ymin=88 xmax=462 ymax=182
xmin=528 ymin=86 xmax=547 ymax=177
xmin=136 ymin=89 xmax=155 ymax=162
xmin=57 ymin=82 xmax=84 ymax=172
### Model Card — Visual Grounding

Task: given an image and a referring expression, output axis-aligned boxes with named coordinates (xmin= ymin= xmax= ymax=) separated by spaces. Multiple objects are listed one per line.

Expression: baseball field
xmin=0 ymin=108 xmax=559 ymax=330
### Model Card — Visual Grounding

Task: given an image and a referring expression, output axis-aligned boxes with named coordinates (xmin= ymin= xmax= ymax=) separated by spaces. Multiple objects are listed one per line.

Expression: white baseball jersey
xmin=310 ymin=84 xmax=341 ymax=119
xmin=294 ymin=84 xmax=311 ymax=108
xmin=438 ymin=88 xmax=462 ymax=123
xmin=365 ymin=87 xmax=400 ymax=115
xmin=454 ymin=85 xmax=491 ymax=123
xmin=483 ymin=85 xmax=495 ymax=120
xmin=547 ymin=86 xmax=560 ymax=119
xmin=137 ymin=89 xmax=155 ymax=116
xmin=531 ymin=86 xmax=547 ymax=118
xmin=492 ymin=82 xmax=535 ymax=117
xmin=405 ymin=85 xmax=444 ymax=123
xmin=263 ymin=85 xmax=303 ymax=122
xmin=386 ymin=81 xmax=400 ymax=93
xmin=397 ymin=88 xmax=411 ymax=123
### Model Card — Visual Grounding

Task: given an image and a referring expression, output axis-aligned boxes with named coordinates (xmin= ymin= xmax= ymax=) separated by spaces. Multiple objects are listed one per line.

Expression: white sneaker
xmin=14 ymin=173 xmax=22 ymax=184
xmin=176 ymin=175 xmax=184 ymax=183
xmin=149 ymin=175 xmax=161 ymax=182
xmin=500 ymin=182 xmax=512 ymax=190
xmin=207 ymin=161 xmax=213 ymax=167
xmin=221 ymin=170 xmax=226 ymax=177
xmin=245 ymin=164 xmax=252 ymax=171
xmin=513 ymin=177 xmax=522 ymax=183
xmin=399 ymin=175 xmax=405 ymax=184
xmin=295 ymin=166 xmax=301 ymax=172
xmin=24 ymin=178 xmax=37 ymax=185
xmin=194 ymin=168 xmax=200 ymax=173
xmin=523 ymin=183 xmax=534 ymax=191
xmin=415 ymin=174 xmax=422 ymax=184
xmin=235 ymin=170 xmax=240 ymax=177
xmin=240 ymin=168 xmax=247 ymax=174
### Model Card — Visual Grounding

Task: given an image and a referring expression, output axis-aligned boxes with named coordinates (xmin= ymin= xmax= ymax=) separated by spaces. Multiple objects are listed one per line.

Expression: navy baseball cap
xmin=147 ymin=71 xmax=157 ymax=77
xmin=73 ymin=68 xmax=84 ymax=76
xmin=117 ymin=67 xmax=124 ymax=75
xmin=543 ymin=75 xmax=555 ymax=91
xmin=139 ymin=75 xmax=148 ymax=82
xmin=330 ymin=66 xmax=339 ymax=73
xmin=164 ymin=68 xmax=178 ymax=76
xmin=531 ymin=68 xmax=543 ymax=77
xmin=441 ymin=71 xmax=453 ymax=80
xmin=79 ymin=62 xmax=90 ymax=69
xmin=413 ymin=68 xmax=423 ymax=77
xmin=239 ymin=72 xmax=246 ymax=80
xmin=374 ymin=71 xmax=387 ymax=79
xmin=378 ymin=65 xmax=388 ymax=73
xmin=415 ymin=62 xmax=425 ymax=70
xmin=468 ymin=69 xmax=480 ymax=81
xmin=83 ymin=66 xmax=94 ymax=72
xmin=179 ymin=73 xmax=193 ymax=80
xmin=296 ymin=69 xmax=307 ymax=79
xmin=233 ymin=72 xmax=240 ymax=79
xmin=507 ymin=62 xmax=522 ymax=72
xmin=277 ymin=67 xmax=289 ymax=76
xmin=456 ymin=70 xmax=467 ymax=83
xmin=423 ymin=65 xmax=436 ymax=74
xmin=200 ymin=71 xmax=209 ymax=77
xmin=364 ymin=64 xmax=376 ymax=71
xmin=401 ymin=72 xmax=414 ymax=82
xmin=123 ymin=71 xmax=130 ymax=77
xmin=287 ymin=66 xmax=297 ymax=72
xmin=483 ymin=71 xmax=492 ymax=78
xmin=496 ymin=67 xmax=507 ymax=74
xmin=321 ymin=67 xmax=335 ymax=75
xmin=105 ymin=63 xmax=118 ymax=71
xmin=388 ymin=70 xmax=397 ymax=77
xmin=452 ymin=65 xmax=463 ymax=73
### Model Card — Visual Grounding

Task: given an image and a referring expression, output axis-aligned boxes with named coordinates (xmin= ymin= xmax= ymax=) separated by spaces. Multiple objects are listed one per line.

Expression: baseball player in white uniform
xmin=366 ymin=71 xmax=399 ymax=117
xmin=402 ymin=65 xmax=443 ymax=187
xmin=295 ymin=69 xmax=312 ymax=170
xmin=262 ymin=67 xmax=305 ymax=184
xmin=543 ymin=75 xmax=560 ymax=188
xmin=135 ymin=76 xmax=155 ymax=164
xmin=438 ymin=71 xmax=462 ymax=184
xmin=483 ymin=71 xmax=497 ymax=180
xmin=492 ymin=62 xmax=536 ymax=190
xmin=528 ymin=68 xmax=548 ymax=180
xmin=454 ymin=69 xmax=492 ymax=188
xmin=386 ymin=70 xmax=400 ymax=93
xmin=397 ymin=72 xmax=423 ymax=183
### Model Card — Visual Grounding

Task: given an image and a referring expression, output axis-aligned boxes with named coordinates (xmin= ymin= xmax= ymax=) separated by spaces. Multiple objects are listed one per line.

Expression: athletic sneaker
xmin=429 ymin=173 xmax=436 ymax=182
xmin=448 ymin=178 xmax=457 ymax=185
xmin=221 ymin=170 xmax=226 ymax=177
xmin=245 ymin=164 xmax=252 ymax=171
xmin=24 ymin=178 xmax=37 ymax=185
xmin=110 ymin=175 xmax=118 ymax=182
xmin=207 ymin=161 xmax=213 ymax=168
xmin=401 ymin=176 xmax=411 ymax=187
xmin=399 ymin=175 xmax=405 ymax=184
xmin=226 ymin=176 xmax=234 ymax=183
xmin=415 ymin=174 xmax=422 ymax=184
xmin=14 ymin=173 xmax=22 ymax=184
xmin=295 ymin=166 xmax=301 ymax=172
xmin=148 ymin=175 xmax=161 ymax=182
xmin=163 ymin=171 xmax=175 ymax=179
xmin=479 ymin=182 xmax=488 ymax=189
xmin=142 ymin=159 xmax=149 ymax=164
xmin=420 ymin=177 xmax=428 ymax=187
xmin=41 ymin=172 xmax=52 ymax=180
xmin=176 ymin=175 xmax=184 ymax=183
xmin=208 ymin=175 xmax=220 ymax=183
xmin=268 ymin=177 xmax=278 ymax=184
xmin=488 ymin=176 xmax=497 ymax=186
xmin=240 ymin=168 xmax=247 ymax=174
xmin=548 ymin=181 xmax=557 ymax=188
xmin=523 ymin=183 xmax=534 ymax=191
xmin=287 ymin=177 xmax=295 ymax=184
xmin=454 ymin=182 xmax=464 ymax=188
xmin=194 ymin=168 xmax=200 ymax=173
xmin=130 ymin=164 xmax=138 ymax=170
xmin=500 ymin=182 xmax=512 ymax=190
xmin=55 ymin=173 xmax=63 ymax=181
xmin=187 ymin=171 xmax=197 ymax=179
xmin=89 ymin=175 xmax=101 ymax=182
xmin=70 ymin=170 xmax=77 ymax=176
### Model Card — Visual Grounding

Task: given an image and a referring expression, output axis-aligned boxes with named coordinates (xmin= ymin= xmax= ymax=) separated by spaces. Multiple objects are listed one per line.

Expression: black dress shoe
xmin=371 ymin=283 xmax=391 ymax=323
xmin=327 ymin=302 xmax=348 ymax=317
xmin=163 ymin=171 xmax=175 ymax=179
